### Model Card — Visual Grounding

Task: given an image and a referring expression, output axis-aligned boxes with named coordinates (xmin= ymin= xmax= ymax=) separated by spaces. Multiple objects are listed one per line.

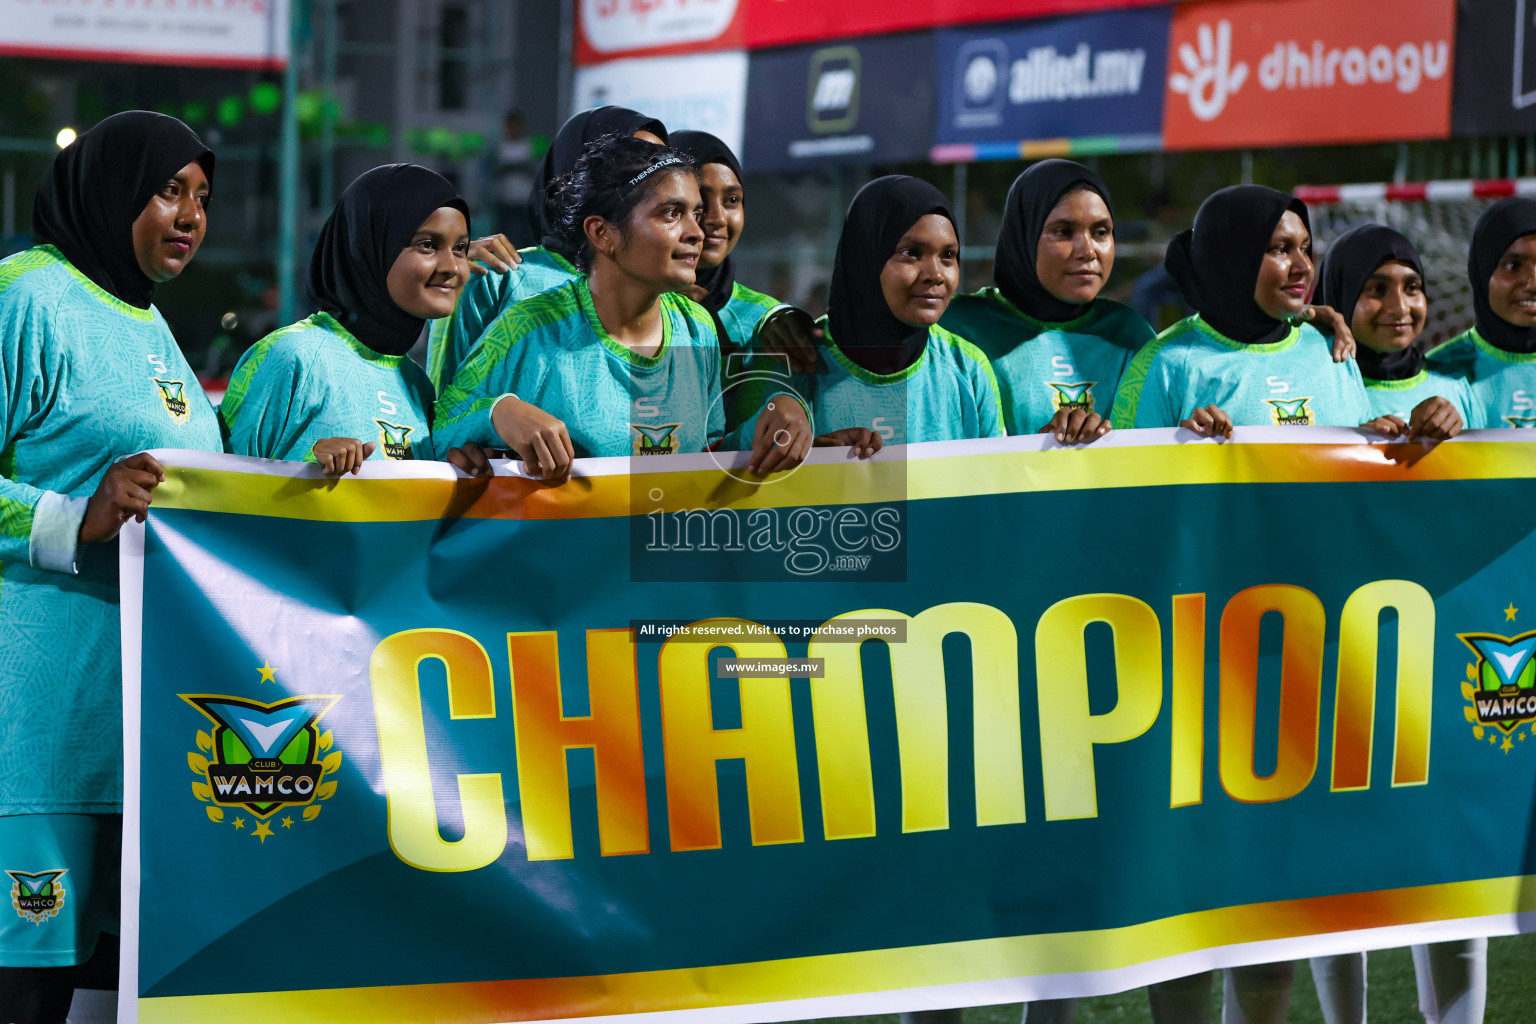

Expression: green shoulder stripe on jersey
xmin=0 ymin=442 xmax=31 ymax=544
xmin=579 ymin=277 xmax=674 ymax=369
xmin=1364 ymin=370 xmax=1430 ymax=391
xmin=973 ymin=285 xmax=1102 ymax=333
xmin=32 ymin=245 xmax=155 ymax=321
xmin=1470 ymin=327 xmax=1536 ymax=364
xmin=1110 ymin=317 xmax=1196 ymax=426
xmin=1425 ymin=330 xmax=1471 ymax=360
xmin=669 ymin=291 xmax=720 ymax=342
xmin=434 ymin=283 xmax=584 ymax=427
xmin=220 ymin=315 xmax=323 ymax=428
xmin=933 ymin=324 xmax=1005 ymax=411
xmin=1190 ymin=314 xmax=1299 ymax=353
xmin=0 ymin=247 xmax=61 ymax=297
xmin=315 ymin=311 xmax=409 ymax=367
xmin=426 ymin=309 xmax=455 ymax=389
xmin=731 ymin=282 xmax=779 ymax=314
xmin=820 ymin=318 xmax=929 ymax=385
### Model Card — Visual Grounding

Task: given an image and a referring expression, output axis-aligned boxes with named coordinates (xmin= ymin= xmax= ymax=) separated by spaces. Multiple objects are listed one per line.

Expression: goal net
xmin=1297 ymin=179 xmax=1536 ymax=351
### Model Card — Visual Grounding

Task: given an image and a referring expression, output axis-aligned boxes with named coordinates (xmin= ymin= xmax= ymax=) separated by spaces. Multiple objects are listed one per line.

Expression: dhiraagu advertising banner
xmin=120 ymin=432 xmax=1536 ymax=1024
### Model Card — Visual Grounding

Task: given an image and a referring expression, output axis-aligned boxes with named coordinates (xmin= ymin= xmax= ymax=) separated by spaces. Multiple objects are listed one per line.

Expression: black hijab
xmin=1316 ymin=224 xmax=1425 ymax=381
xmin=827 ymin=175 xmax=955 ymax=376
xmin=1165 ymin=185 xmax=1310 ymax=344
xmin=1469 ymin=197 xmax=1536 ymax=354
xmin=995 ymin=159 xmax=1113 ymax=323
xmin=32 ymin=110 xmax=214 ymax=310
xmin=306 ymin=163 xmax=469 ymax=357
xmin=527 ymin=106 xmax=667 ymax=257
xmin=670 ymin=130 xmax=742 ymax=313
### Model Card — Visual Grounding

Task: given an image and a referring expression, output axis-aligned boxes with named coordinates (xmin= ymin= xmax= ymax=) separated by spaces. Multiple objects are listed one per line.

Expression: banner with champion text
xmin=119 ymin=431 xmax=1536 ymax=1024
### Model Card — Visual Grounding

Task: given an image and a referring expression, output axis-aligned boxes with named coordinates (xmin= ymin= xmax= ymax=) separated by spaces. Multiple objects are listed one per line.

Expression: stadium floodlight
xmin=54 ymin=127 xmax=76 ymax=148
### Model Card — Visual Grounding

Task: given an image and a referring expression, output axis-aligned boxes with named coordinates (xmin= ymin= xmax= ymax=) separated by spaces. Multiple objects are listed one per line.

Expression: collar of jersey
xmin=535 ymin=247 xmax=577 ymax=275
xmin=1470 ymin=327 xmax=1536 ymax=364
xmin=39 ymin=245 xmax=156 ymax=322
xmin=1364 ymin=368 xmax=1428 ymax=391
xmin=310 ymin=310 xmax=407 ymax=366
xmin=819 ymin=317 xmax=930 ymax=385
xmin=576 ymin=275 xmax=671 ymax=370
xmin=980 ymin=286 xmax=1098 ymax=333
xmin=1191 ymin=314 xmax=1300 ymax=353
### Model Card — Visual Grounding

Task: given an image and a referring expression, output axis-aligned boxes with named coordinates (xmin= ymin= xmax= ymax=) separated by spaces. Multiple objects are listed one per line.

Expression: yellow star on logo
xmin=257 ymin=662 xmax=276 ymax=683
xmin=233 ymin=816 xmax=246 ymax=830
xmin=252 ymin=821 xmax=274 ymax=843
xmin=1505 ymin=603 xmax=1519 ymax=622
xmin=280 ymin=815 xmax=294 ymax=829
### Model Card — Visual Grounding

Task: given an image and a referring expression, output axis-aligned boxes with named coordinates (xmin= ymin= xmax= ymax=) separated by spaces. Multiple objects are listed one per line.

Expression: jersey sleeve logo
xmin=632 ymin=423 xmax=682 ymax=455
xmin=374 ymin=420 xmax=414 ymax=459
xmin=153 ymin=378 xmax=190 ymax=424
xmin=1265 ymin=397 xmax=1314 ymax=425
xmin=1046 ymin=381 xmax=1097 ymax=412
xmin=7 ymin=870 xmax=66 ymax=924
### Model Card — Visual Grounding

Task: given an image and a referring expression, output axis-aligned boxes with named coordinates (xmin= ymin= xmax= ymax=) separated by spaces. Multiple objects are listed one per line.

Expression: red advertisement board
xmin=1161 ymin=0 xmax=1455 ymax=150
xmin=576 ymin=0 xmax=1166 ymax=67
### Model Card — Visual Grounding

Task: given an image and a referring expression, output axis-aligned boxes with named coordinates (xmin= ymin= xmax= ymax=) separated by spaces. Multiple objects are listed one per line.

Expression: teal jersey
xmin=940 ymin=287 xmax=1153 ymax=434
xmin=734 ymin=318 xmax=1003 ymax=445
xmin=716 ymin=282 xmax=779 ymax=350
xmin=1363 ymin=368 xmax=1483 ymax=428
xmin=434 ymin=275 xmax=725 ymax=458
xmin=220 ymin=311 xmax=437 ymax=463
xmin=1426 ymin=328 xmax=1536 ymax=429
xmin=1112 ymin=316 xmax=1371 ymax=429
xmin=0 ymin=246 xmax=221 ymax=815
xmin=427 ymin=246 xmax=579 ymax=391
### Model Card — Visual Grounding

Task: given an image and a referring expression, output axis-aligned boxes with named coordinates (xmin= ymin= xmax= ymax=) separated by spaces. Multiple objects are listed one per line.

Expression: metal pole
xmin=277 ymin=0 xmax=302 ymax=324
xmin=556 ymin=0 xmax=576 ymax=124
xmin=320 ymin=0 xmax=337 ymax=212
xmin=953 ymin=162 xmax=968 ymax=247
xmin=1395 ymin=142 xmax=1408 ymax=184
xmin=1240 ymin=149 xmax=1253 ymax=185
xmin=1 ymin=168 xmax=13 ymax=240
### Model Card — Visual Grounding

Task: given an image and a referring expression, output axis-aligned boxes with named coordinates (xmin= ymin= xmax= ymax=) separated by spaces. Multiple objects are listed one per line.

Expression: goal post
xmin=1296 ymin=178 xmax=1536 ymax=350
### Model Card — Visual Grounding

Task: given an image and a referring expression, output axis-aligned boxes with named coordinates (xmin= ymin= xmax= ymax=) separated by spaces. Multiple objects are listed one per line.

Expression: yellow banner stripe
xmin=148 ymin=441 xmax=1536 ymax=524
xmin=138 ymin=875 xmax=1536 ymax=1024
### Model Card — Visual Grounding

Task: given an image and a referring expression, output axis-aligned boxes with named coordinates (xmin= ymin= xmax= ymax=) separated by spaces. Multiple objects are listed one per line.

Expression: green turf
xmin=799 ymin=933 xmax=1536 ymax=1023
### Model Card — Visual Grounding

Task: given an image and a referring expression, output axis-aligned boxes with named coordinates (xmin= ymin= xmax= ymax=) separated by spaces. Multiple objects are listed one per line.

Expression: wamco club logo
xmin=181 ymin=666 xmax=342 ymax=843
xmin=1458 ymin=604 xmax=1536 ymax=754
xmin=7 ymin=870 xmax=66 ymax=924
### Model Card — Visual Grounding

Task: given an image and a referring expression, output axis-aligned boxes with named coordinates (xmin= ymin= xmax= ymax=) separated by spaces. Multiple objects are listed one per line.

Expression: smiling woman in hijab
xmin=769 ymin=175 xmax=1002 ymax=455
xmin=1111 ymin=185 xmax=1370 ymax=437
xmin=220 ymin=164 xmax=475 ymax=474
xmin=426 ymin=105 xmax=667 ymax=391
xmin=1426 ymin=196 xmax=1536 ymax=428
xmin=668 ymin=130 xmax=780 ymax=349
xmin=436 ymin=133 xmax=811 ymax=481
xmin=941 ymin=159 xmax=1153 ymax=445
xmin=1316 ymin=224 xmax=1474 ymax=439
xmin=0 ymin=110 xmax=223 ymax=1024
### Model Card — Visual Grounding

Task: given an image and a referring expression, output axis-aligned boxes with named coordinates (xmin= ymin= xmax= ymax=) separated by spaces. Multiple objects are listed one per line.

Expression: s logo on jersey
xmin=8 ymin=870 xmax=66 ymax=924
xmin=374 ymin=420 xmax=414 ymax=459
xmin=182 ymin=693 xmax=343 ymax=840
xmin=1266 ymin=397 xmax=1315 ymax=425
xmin=632 ymin=423 xmax=681 ymax=455
xmin=1046 ymin=381 xmax=1096 ymax=412
xmin=153 ymin=378 xmax=190 ymax=424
